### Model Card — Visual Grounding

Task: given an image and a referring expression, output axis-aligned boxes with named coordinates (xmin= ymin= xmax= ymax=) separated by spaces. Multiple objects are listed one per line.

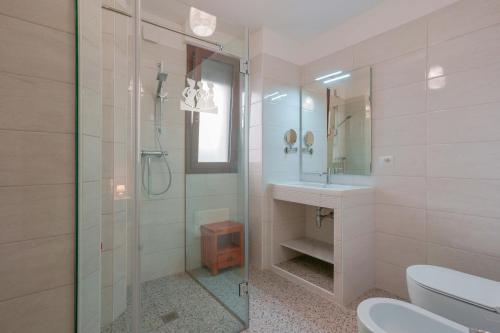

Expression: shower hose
xmin=141 ymin=128 xmax=173 ymax=197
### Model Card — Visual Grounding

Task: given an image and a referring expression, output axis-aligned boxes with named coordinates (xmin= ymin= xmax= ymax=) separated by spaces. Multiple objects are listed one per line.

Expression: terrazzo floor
xmin=245 ymin=269 xmax=399 ymax=333
xmin=103 ymin=268 xmax=398 ymax=333
xmin=102 ymin=273 xmax=245 ymax=333
xmin=276 ymin=255 xmax=334 ymax=292
xmin=190 ymin=266 xmax=248 ymax=322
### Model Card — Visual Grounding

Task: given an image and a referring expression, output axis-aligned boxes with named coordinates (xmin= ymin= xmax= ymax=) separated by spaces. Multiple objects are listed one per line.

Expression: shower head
xmin=334 ymin=115 xmax=352 ymax=137
xmin=337 ymin=115 xmax=352 ymax=128
xmin=156 ymin=72 xmax=168 ymax=98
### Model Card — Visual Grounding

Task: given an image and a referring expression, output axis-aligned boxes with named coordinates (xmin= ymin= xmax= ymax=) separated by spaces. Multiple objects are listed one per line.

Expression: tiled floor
xmin=102 ymin=273 xmax=245 ymax=333
xmin=245 ymin=269 xmax=398 ymax=333
xmin=190 ymin=267 xmax=248 ymax=322
xmin=103 ymin=268 xmax=397 ymax=333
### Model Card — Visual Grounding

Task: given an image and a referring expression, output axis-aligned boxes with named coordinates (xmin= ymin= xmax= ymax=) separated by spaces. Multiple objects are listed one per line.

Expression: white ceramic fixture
xmin=189 ymin=7 xmax=217 ymax=37
xmin=357 ymin=298 xmax=469 ymax=333
xmin=407 ymin=265 xmax=500 ymax=333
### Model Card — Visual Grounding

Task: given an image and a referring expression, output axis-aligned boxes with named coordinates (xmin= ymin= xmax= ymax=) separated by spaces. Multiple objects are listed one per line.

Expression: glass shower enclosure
xmin=77 ymin=0 xmax=249 ymax=332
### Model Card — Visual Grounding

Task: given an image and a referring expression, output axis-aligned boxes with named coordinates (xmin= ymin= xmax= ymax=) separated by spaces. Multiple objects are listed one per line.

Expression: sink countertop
xmin=272 ymin=181 xmax=373 ymax=196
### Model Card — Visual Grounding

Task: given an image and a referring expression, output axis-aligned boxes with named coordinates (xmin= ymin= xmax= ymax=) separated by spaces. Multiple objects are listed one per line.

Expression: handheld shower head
xmin=156 ymin=72 xmax=168 ymax=99
xmin=334 ymin=115 xmax=352 ymax=137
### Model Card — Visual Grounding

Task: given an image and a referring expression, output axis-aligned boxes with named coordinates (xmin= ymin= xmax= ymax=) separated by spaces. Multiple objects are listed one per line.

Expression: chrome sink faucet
xmin=320 ymin=167 xmax=333 ymax=184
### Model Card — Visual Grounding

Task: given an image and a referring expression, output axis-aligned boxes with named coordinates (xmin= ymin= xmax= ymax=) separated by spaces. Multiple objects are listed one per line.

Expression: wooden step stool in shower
xmin=201 ymin=221 xmax=244 ymax=275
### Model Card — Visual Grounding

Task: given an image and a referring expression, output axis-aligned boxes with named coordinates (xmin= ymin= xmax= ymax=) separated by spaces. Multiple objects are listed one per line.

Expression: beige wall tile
xmin=373 ymin=114 xmax=426 ymax=147
xmin=427 ymin=210 xmax=500 ymax=258
xmin=375 ymin=176 xmax=426 ymax=209
xmin=428 ymin=62 xmax=500 ymax=111
xmin=0 ymin=72 xmax=74 ymax=133
xmin=375 ymin=260 xmax=408 ymax=298
xmin=342 ymin=205 xmax=374 ymax=242
xmin=373 ymin=49 xmax=426 ymax=91
xmin=375 ymin=232 xmax=426 ymax=267
xmin=0 ymin=130 xmax=74 ymax=186
xmin=261 ymin=54 xmax=300 ymax=85
xmin=428 ymin=23 xmax=500 ymax=77
xmin=427 ymin=243 xmax=500 ymax=281
xmin=0 ymin=15 xmax=74 ymax=83
xmin=0 ymin=184 xmax=74 ymax=244
xmin=428 ymin=142 xmax=500 ymax=179
xmin=0 ymin=0 xmax=74 ymax=33
xmin=428 ymin=0 xmax=500 ymax=45
xmin=0 ymin=285 xmax=73 ymax=333
xmin=353 ymin=19 xmax=426 ymax=67
xmin=428 ymin=102 xmax=500 ymax=144
xmin=427 ymin=178 xmax=500 ymax=219
xmin=375 ymin=204 xmax=426 ymax=241
xmin=372 ymin=81 xmax=426 ymax=119
xmin=0 ymin=234 xmax=74 ymax=301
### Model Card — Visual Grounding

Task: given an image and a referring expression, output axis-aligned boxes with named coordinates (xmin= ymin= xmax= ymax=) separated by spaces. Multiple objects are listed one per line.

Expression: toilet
xmin=407 ymin=265 xmax=500 ymax=333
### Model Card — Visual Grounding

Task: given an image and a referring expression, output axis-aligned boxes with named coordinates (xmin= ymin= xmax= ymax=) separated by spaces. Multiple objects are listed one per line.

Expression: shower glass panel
xmin=77 ymin=0 xmax=249 ymax=332
xmin=139 ymin=0 xmax=249 ymax=330
xmin=77 ymin=0 xmax=136 ymax=332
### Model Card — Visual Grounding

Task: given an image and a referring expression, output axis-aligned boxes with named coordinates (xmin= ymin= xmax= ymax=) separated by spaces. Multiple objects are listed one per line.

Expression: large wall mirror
xmin=301 ymin=66 xmax=372 ymax=176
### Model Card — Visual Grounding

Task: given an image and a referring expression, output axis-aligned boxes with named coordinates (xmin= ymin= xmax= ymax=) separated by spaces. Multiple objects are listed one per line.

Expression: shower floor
xmin=190 ymin=266 xmax=248 ymax=323
xmin=276 ymin=255 xmax=334 ymax=292
xmin=102 ymin=273 xmax=245 ymax=333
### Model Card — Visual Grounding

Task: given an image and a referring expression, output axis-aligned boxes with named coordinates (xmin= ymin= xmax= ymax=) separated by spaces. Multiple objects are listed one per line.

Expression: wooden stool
xmin=201 ymin=221 xmax=244 ymax=275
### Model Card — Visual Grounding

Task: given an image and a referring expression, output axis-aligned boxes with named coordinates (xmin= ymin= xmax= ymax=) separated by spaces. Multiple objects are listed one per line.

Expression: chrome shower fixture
xmin=156 ymin=71 xmax=168 ymax=100
xmin=334 ymin=115 xmax=352 ymax=137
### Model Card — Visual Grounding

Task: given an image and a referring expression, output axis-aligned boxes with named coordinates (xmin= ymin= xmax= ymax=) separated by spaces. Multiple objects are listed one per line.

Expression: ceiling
xmin=144 ymin=0 xmax=383 ymax=41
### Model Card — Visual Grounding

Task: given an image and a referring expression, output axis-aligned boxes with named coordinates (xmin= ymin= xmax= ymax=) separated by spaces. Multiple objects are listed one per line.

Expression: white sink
xmin=275 ymin=181 xmax=371 ymax=193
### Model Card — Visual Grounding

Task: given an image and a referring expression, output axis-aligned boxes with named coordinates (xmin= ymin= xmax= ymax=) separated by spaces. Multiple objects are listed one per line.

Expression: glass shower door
xmin=77 ymin=0 xmax=249 ymax=331
xmin=137 ymin=1 xmax=249 ymax=331
xmin=185 ymin=46 xmax=249 ymax=325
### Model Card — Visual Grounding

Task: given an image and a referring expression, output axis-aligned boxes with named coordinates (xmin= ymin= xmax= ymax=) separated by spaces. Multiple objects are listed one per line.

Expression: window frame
xmin=185 ymin=44 xmax=240 ymax=174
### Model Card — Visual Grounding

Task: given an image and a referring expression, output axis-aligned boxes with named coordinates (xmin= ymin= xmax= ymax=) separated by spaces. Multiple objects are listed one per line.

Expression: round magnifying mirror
xmin=284 ymin=129 xmax=297 ymax=146
xmin=304 ymin=131 xmax=314 ymax=147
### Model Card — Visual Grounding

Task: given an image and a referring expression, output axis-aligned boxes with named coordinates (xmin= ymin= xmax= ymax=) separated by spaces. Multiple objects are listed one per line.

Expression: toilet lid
xmin=407 ymin=265 xmax=500 ymax=313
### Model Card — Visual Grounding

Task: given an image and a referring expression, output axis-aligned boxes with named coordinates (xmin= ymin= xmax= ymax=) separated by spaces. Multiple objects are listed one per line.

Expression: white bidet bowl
xmin=357 ymin=298 xmax=469 ymax=333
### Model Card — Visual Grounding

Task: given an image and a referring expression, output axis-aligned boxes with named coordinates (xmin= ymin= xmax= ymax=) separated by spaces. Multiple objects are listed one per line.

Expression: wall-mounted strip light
xmin=264 ymin=91 xmax=280 ymax=99
xmin=315 ymin=70 xmax=342 ymax=81
xmin=271 ymin=93 xmax=287 ymax=101
xmin=323 ymin=73 xmax=351 ymax=84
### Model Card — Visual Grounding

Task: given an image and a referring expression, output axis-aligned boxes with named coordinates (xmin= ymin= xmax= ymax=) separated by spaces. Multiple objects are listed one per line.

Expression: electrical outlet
xmin=378 ymin=155 xmax=394 ymax=167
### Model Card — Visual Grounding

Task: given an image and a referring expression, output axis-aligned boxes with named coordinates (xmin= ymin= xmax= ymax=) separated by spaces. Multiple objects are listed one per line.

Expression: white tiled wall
xmin=249 ymin=37 xmax=302 ymax=269
xmin=300 ymin=0 xmax=500 ymax=298
xmin=185 ymin=174 xmax=241 ymax=270
xmin=139 ymin=22 xmax=187 ymax=282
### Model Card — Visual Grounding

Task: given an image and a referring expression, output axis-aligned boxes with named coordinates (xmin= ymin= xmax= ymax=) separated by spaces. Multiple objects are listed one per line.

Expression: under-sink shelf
xmin=280 ymin=237 xmax=334 ymax=264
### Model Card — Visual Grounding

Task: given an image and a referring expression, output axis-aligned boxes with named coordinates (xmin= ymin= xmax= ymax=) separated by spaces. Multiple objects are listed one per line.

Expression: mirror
xmin=301 ymin=66 xmax=372 ymax=175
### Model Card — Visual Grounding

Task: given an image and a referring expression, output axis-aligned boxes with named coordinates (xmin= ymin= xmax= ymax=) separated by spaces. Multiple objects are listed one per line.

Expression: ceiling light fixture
xmin=323 ymin=73 xmax=351 ymax=84
xmin=315 ymin=71 xmax=343 ymax=81
xmin=264 ymin=91 xmax=280 ymax=99
xmin=271 ymin=93 xmax=287 ymax=101
xmin=189 ymin=7 xmax=217 ymax=37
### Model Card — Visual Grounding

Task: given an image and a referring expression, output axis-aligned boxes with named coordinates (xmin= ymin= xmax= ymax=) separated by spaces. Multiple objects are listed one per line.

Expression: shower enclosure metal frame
xmin=76 ymin=0 xmax=251 ymax=331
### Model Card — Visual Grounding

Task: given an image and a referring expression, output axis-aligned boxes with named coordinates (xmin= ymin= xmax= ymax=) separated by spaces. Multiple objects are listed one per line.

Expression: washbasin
xmin=278 ymin=181 xmax=370 ymax=191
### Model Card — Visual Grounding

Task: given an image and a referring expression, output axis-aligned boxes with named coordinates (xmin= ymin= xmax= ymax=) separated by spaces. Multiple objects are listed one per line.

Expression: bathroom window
xmin=185 ymin=45 xmax=240 ymax=173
